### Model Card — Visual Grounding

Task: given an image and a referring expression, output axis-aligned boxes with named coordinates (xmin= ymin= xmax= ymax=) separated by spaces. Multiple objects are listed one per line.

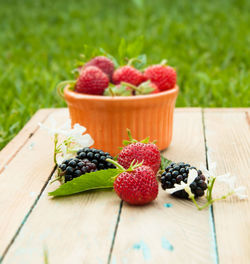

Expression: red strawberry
xmin=114 ymin=165 xmax=158 ymax=205
xmin=104 ymin=83 xmax=133 ymax=96
xmin=149 ymin=82 xmax=160 ymax=94
xmin=144 ymin=65 xmax=177 ymax=91
xmin=75 ymin=66 xmax=109 ymax=95
xmin=118 ymin=142 xmax=161 ymax=174
xmin=112 ymin=66 xmax=146 ymax=86
xmin=135 ymin=81 xmax=160 ymax=95
xmin=83 ymin=56 xmax=114 ymax=80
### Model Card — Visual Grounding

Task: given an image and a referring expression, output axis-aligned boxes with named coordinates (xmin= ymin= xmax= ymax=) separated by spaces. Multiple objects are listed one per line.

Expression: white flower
xmin=39 ymin=118 xmax=94 ymax=166
xmin=233 ymin=186 xmax=247 ymax=200
xmin=64 ymin=123 xmax=94 ymax=148
xmin=200 ymin=161 xmax=247 ymax=200
xmin=56 ymin=142 xmax=73 ymax=164
xmin=39 ymin=118 xmax=94 ymax=148
xmin=217 ymin=173 xmax=236 ymax=190
xmin=217 ymin=173 xmax=247 ymax=200
xmin=166 ymin=169 xmax=198 ymax=195
xmin=39 ymin=117 xmax=71 ymax=136
xmin=199 ymin=162 xmax=217 ymax=182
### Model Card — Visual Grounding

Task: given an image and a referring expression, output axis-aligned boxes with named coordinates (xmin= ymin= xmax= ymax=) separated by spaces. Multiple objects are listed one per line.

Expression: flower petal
xmin=72 ymin=133 xmax=94 ymax=148
xmin=165 ymin=182 xmax=187 ymax=194
xmin=234 ymin=186 xmax=247 ymax=200
xmin=217 ymin=173 xmax=236 ymax=190
xmin=187 ymin=169 xmax=198 ymax=185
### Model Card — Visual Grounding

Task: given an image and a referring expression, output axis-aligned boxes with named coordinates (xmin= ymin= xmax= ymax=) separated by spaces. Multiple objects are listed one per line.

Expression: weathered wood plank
xmin=0 ymin=109 xmax=53 ymax=173
xmin=110 ymin=108 xmax=215 ymax=263
xmin=204 ymin=109 xmax=250 ymax=264
xmin=2 ymin=110 xmax=122 ymax=263
xmin=0 ymin=109 xmax=68 ymax=258
xmin=3 ymin=184 xmax=121 ymax=264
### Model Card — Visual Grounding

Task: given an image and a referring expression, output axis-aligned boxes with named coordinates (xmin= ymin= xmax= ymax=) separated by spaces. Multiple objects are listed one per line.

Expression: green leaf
xmin=140 ymin=136 xmax=150 ymax=143
xmin=48 ymin=169 xmax=121 ymax=197
xmin=127 ymin=36 xmax=144 ymax=57
xmin=160 ymin=155 xmax=172 ymax=170
xmin=134 ymin=54 xmax=147 ymax=69
xmin=118 ymin=38 xmax=126 ymax=63
xmin=123 ymin=140 xmax=131 ymax=146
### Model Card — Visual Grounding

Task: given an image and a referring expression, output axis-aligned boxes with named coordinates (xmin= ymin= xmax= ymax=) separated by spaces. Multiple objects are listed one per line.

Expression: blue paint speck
xmin=164 ymin=203 xmax=173 ymax=208
xmin=132 ymin=241 xmax=151 ymax=261
xmin=161 ymin=237 xmax=174 ymax=251
xmin=133 ymin=244 xmax=141 ymax=250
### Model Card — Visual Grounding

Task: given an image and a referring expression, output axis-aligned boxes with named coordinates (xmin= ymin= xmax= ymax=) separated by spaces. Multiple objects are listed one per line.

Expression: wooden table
xmin=0 ymin=108 xmax=249 ymax=264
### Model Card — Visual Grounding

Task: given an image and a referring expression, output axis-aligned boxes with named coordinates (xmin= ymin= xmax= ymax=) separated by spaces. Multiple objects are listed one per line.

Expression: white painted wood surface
xmin=0 ymin=108 xmax=249 ymax=264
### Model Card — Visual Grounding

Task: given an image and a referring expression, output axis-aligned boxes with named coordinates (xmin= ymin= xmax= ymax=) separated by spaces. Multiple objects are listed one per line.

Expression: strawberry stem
xmin=108 ymin=86 xmax=115 ymax=97
xmin=125 ymin=128 xmax=137 ymax=144
xmin=126 ymin=159 xmax=144 ymax=171
xmin=56 ymin=80 xmax=76 ymax=99
xmin=127 ymin=57 xmax=142 ymax=66
xmin=106 ymin=158 xmax=125 ymax=171
xmin=120 ymin=81 xmax=139 ymax=92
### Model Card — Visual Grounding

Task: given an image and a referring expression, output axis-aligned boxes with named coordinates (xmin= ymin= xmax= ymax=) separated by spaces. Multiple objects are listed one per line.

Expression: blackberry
xmin=160 ymin=162 xmax=207 ymax=199
xmin=76 ymin=148 xmax=115 ymax=170
xmin=59 ymin=158 xmax=97 ymax=183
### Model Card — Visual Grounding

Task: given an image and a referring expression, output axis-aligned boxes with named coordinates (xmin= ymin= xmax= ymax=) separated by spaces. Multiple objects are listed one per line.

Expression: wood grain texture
xmin=3 ymin=182 xmax=121 ymax=264
xmin=0 ymin=109 xmax=53 ymax=173
xmin=2 ymin=110 xmax=122 ymax=264
xmin=204 ymin=109 xmax=250 ymax=264
xmin=110 ymin=109 xmax=215 ymax=263
xmin=0 ymin=109 xmax=68 ymax=258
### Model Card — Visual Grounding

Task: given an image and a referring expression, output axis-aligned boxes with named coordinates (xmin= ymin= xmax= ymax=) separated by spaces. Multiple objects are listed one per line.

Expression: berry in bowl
xmin=58 ymin=54 xmax=178 ymax=156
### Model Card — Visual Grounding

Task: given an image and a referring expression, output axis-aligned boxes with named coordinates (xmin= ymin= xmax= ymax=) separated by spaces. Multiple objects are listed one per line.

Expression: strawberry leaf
xmin=133 ymin=54 xmax=147 ymax=69
xmin=123 ymin=140 xmax=131 ymax=146
xmin=140 ymin=137 xmax=150 ymax=144
xmin=48 ymin=169 xmax=121 ymax=197
xmin=118 ymin=38 xmax=127 ymax=64
xmin=161 ymin=155 xmax=172 ymax=170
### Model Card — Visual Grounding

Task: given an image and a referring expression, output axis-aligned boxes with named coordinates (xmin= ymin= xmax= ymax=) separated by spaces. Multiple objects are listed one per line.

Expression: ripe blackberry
xmin=160 ymin=162 xmax=207 ymax=199
xmin=76 ymin=147 xmax=115 ymax=170
xmin=59 ymin=158 xmax=97 ymax=183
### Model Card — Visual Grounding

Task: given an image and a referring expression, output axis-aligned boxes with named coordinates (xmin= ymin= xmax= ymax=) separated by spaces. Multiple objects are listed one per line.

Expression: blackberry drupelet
xmin=76 ymin=147 xmax=115 ymax=170
xmin=160 ymin=162 xmax=207 ymax=199
xmin=59 ymin=158 xmax=97 ymax=183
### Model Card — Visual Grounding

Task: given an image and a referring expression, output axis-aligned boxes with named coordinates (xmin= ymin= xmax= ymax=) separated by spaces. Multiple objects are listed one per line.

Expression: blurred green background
xmin=0 ymin=0 xmax=249 ymax=149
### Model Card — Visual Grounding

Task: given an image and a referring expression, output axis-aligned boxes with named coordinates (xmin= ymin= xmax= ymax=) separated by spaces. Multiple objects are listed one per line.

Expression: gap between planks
xmin=0 ymin=109 xmax=204 ymax=263
xmin=109 ymin=108 xmax=215 ymax=263
xmin=203 ymin=109 xmax=250 ymax=264
xmin=0 ymin=109 xmax=68 ymax=261
xmin=0 ymin=166 xmax=56 ymax=262
xmin=1 ymin=108 xmax=249 ymax=264
xmin=202 ymin=109 xmax=219 ymax=264
xmin=0 ymin=109 xmax=53 ymax=174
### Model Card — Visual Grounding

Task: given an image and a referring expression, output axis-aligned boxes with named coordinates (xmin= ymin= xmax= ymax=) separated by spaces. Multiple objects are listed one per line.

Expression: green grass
xmin=0 ymin=0 xmax=249 ymax=149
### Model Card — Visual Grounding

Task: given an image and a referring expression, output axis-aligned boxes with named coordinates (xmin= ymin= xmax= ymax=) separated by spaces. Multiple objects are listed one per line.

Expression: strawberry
xmin=135 ymin=81 xmax=159 ymax=95
xmin=144 ymin=65 xmax=177 ymax=91
xmin=112 ymin=66 xmax=146 ymax=86
xmin=118 ymin=142 xmax=161 ymax=174
xmin=83 ymin=56 xmax=114 ymax=81
xmin=149 ymin=82 xmax=160 ymax=94
xmin=114 ymin=165 xmax=158 ymax=205
xmin=118 ymin=130 xmax=161 ymax=174
xmin=104 ymin=83 xmax=133 ymax=96
xmin=75 ymin=66 xmax=109 ymax=95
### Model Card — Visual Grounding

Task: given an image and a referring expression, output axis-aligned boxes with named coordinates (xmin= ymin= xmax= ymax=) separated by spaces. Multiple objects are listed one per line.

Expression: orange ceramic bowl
xmin=64 ymin=86 xmax=178 ymax=156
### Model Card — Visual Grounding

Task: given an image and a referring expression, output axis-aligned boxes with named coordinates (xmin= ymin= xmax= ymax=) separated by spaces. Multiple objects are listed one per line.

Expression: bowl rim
xmin=64 ymin=85 xmax=179 ymax=102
